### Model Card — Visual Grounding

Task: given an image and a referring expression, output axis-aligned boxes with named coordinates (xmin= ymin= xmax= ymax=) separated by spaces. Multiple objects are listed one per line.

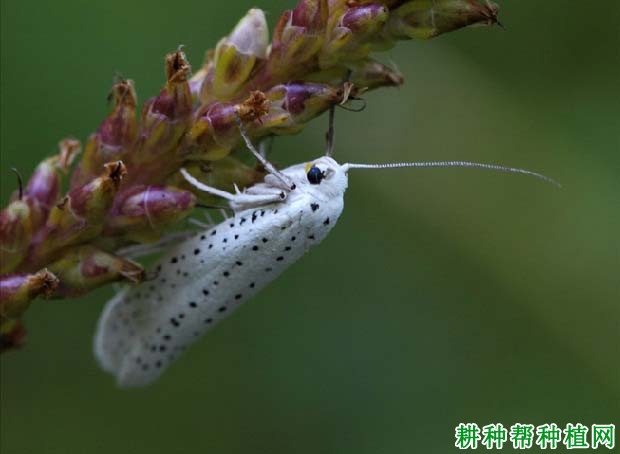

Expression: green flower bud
xmin=308 ymin=58 xmax=403 ymax=90
xmin=47 ymin=246 xmax=144 ymax=297
xmin=201 ymin=9 xmax=269 ymax=102
xmin=386 ymin=0 xmax=500 ymax=40
xmin=190 ymin=50 xmax=214 ymax=101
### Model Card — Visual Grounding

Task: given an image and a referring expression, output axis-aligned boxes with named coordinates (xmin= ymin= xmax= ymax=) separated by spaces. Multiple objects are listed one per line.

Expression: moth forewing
xmin=94 ymin=157 xmax=348 ymax=387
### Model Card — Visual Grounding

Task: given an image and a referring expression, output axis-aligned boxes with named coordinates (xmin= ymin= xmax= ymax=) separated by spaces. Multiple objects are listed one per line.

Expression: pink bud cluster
xmin=0 ymin=0 xmax=500 ymax=351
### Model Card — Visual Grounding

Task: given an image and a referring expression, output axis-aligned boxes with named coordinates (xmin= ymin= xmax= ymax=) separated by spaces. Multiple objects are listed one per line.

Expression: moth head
xmin=296 ymin=156 xmax=349 ymax=198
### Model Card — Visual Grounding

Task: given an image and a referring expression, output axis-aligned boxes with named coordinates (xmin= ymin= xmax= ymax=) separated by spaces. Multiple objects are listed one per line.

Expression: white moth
xmin=95 ymin=119 xmax=558 ymax=387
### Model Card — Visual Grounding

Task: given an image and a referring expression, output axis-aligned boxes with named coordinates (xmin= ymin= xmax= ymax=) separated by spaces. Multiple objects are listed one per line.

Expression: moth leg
xmin=117 ymin=231 xmax=196 ymax=260
xmin=182 ymin=167 xmax=285 ymax=212
xmin=216 ymin=208 xmax=228 ymax=220
xmin=202 ymin=210 xmax=215 ymax=226
xmin=188 ymin=218 xmax=211 ymax=229
xmin=180 ymin=168 xmax=236 ymax=201
xmin=229 ymin=191 xmax=287 ymax=212
xmin=430 ymin=0 xmax=437 ymax=29
xmin=258 ymin=135 xmax=274 ymax=159
xmin=234 ymin=111 xmax=295 ymax=191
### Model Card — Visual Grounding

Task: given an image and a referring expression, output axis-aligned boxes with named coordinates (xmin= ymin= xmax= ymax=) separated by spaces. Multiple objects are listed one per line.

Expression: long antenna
xmin=342 ymin=161 xmax=561 ymax=188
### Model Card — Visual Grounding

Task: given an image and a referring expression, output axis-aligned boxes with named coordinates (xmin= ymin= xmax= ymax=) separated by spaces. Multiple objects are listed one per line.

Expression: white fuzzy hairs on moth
xmin=94 ymin=107 xmax=558 ymax=387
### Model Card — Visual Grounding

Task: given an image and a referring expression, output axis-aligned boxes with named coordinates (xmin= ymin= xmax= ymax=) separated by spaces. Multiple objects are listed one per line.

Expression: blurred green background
xmin=1 ymin=1 xmax=618 ymax=452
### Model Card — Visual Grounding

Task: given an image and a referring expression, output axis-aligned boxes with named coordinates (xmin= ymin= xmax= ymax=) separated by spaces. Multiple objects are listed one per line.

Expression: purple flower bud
xmin=0 ymin=201 xmax=32 ymax=274
xmin=124 ymin=50 xmax=193 ymax=184
xmin=321 ymin=3 xmax=389 ymax=66
xmin=354 ymin=0 xmax=407 ymax=8
xmin=25 ymin=139 xmax=81 ymax=227
xmin=31 ymin=162 xmax=126 ymax=267
xmin=267 ymin=1 xmax=328 ymax=77
xmin=98 ymin=79 xmax=138 ymax=155
xmin=106 ymin=185 xmax=196 ymax=236
xmin=71 ymin=81 xmax=136 ymax=188
xmin=341 ymin=3 xmax=388 ymax=33
xmin=188 ymin=102 xmax=244 ymax=160
xmin=262 ymin=81 xmax=345 ymax=130
xmin=292 ymin=0 xmax=328 ymax=32
xmin=0 ymin=269 xmax=59 ymax=318
xmin=188 ymin=91 xmax=271 ymax=160
xmin=149 ymin=50 xmax=193 ymax=120
xmin=26 ymin=162 xmax=59 ymax=210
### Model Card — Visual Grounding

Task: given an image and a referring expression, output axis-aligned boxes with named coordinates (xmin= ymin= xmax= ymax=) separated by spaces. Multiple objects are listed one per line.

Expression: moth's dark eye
xmin=307 ymin=166 xmax=324 ymax=185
